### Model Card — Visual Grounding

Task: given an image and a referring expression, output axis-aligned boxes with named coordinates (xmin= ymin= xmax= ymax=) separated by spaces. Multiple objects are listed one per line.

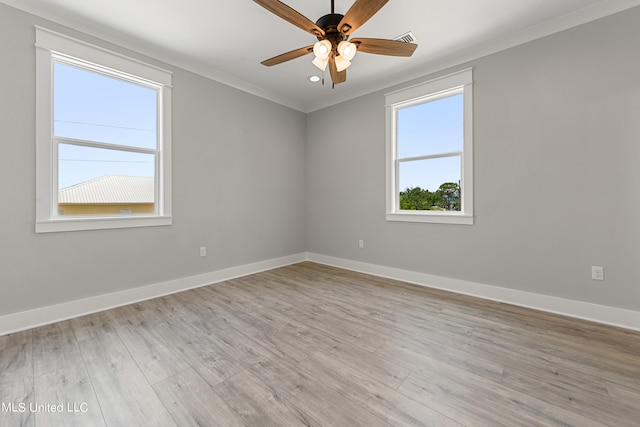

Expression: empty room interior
xmin=1 ymin=0 xmax=640 ymax=425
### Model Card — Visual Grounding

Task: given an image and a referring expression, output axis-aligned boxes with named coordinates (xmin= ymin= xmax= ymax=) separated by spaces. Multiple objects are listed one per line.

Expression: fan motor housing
xmin=315 ymin=13 xmax=348 ymax=44
xmin=315 ymin=13 xmax=343 ymax=29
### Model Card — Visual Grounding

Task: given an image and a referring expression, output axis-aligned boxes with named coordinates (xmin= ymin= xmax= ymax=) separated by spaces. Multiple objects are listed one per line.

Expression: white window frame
xmin=385 ymin=68 xmax=473 ymax=225
xmin=35 ymin=26 xmax=172 ymax=233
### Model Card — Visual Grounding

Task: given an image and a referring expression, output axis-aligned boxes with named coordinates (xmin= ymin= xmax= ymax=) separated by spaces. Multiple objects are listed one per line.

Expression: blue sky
xmin=54 ymin=61 xmax=157 ymax=189
xmin=397 ymin=93 xmax=463 ymax=192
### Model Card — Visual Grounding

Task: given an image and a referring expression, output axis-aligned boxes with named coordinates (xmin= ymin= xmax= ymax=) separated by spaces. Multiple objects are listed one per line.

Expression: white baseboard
xmin=0 ymin=253 xmax=307 ymax=337
xmin=307 ymin=252 xmax=640 ymax=332
xmin=3 ymin=251 xmax=638 ymax=336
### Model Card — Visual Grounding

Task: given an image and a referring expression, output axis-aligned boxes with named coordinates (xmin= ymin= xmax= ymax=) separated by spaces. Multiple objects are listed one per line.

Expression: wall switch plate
xmin=200 ymin=247 xmax=207 ymax=257
xmin=591 ymin=266 xmax=604 ymax=281
xmin=358 ymin=239 xmax=364 ymax=249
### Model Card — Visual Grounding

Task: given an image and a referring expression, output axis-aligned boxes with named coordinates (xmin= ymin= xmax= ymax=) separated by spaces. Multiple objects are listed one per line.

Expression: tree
xmin=399 ymin=187 xmax=440 ymax=210
xmin=399 ymin=182 xmax=460 ymax=211
xmin=399 ymin=187 xmax=431 ymax=210
xmin=436 ymin=182 xmax=461 ymax=211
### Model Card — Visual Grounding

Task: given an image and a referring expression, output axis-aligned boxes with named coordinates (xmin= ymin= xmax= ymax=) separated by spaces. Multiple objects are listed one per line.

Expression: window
xmin=385 ymin=69 xmax=473 ymax=224
xmin=35 ymin=27 xmax=172 ymax=232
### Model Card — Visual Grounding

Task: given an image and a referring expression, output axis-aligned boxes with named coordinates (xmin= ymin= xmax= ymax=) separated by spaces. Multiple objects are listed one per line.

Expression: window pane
xmin=53 ymin=62 xmax=157 ymax=149
xmin=58 ymin=143 xmax=155 ymax=216
xmin=399 ymin=156 xmax=461 ymax=211
xmin=397 ymin=93 xmax=463 ymax=159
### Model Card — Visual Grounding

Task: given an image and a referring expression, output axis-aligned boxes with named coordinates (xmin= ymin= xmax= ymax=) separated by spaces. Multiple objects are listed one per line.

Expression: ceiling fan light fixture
xmin=334 ymin=55 xmax=351 ymax=72
xmin=337 ymin=41 xmax=357 ymax=61
xmin=254 ymin=0 xmax=418 ymax=85
xmin=312 ymin=56 xmax=329 ymax=71
xmin=313 ymin=40 xmax=332 ymax=60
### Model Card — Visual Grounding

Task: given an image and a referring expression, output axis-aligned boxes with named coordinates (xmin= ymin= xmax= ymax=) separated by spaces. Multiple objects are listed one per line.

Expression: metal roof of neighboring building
xmin=58 ymin=175 xmax=154 ymax=204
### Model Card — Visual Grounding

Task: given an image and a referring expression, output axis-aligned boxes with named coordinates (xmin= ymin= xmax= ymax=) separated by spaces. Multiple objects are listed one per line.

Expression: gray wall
xmin=2 ymin=3 xmax=639 ymax=318
xmin=306 ymin=7 xmax=640 ymax=311
xmin=0 ymin=4 xmax=307 ymax=316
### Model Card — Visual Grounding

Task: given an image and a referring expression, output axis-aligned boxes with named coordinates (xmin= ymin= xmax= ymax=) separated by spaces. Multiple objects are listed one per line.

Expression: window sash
xmin=54 ymin=136 xmax=158 ymax=156
xmin=396 ymin=153 xmax=463 ymax=212
xmin=53 ymin=137 xmax=160 ymax=218
xmin=397 ymin=150 xmax=463 ymax=163
xmin=52 ymin=57 xmax=161 ymax=150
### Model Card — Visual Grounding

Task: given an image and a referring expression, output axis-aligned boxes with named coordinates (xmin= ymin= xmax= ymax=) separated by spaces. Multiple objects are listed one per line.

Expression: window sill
xmin=386 ymin=212 xmax=474 ymax=225
xmin=35 ymin=215 xmax=172 ymax=233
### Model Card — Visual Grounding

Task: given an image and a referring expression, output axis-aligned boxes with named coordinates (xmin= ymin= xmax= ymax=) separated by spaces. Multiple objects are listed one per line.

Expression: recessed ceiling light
xmin=308 ymin=75 xmax=321 ymax=83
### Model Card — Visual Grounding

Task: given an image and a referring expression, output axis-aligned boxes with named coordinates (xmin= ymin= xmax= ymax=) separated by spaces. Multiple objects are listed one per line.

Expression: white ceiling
xmin=3 ymin=0 xmax=640 ymax=112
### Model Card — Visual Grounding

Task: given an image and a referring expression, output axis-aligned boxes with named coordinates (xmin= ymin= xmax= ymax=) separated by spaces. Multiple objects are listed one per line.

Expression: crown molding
xmin=2 ymin=0 xmax=639 ymax=113
xmin=0 ymin=0 xmax=306 ymax=112
xmin=303 ymin=0 xmax=640 ymax=112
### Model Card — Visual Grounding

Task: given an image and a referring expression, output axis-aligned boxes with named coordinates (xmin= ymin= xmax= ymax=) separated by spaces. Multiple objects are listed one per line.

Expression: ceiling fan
xmin=254 ymin=0 xmax=418 ymax=85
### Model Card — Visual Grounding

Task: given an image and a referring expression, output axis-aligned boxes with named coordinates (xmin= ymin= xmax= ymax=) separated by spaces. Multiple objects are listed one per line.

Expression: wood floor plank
xmin=199 ymin=285 xmax=330 ymax=364
xmin=466 ymin=324 xmax=619 ymax=399
xmin=499 ymin=365 xmax=640 ymax=427
xmin=376 ymin=339 xmax=505 ymax=384
xmin=215 ymin=312 xmax=311 ymax=364
xmin=208 ymin=279 xmax=352 ymax=355
xmin=318 ymin=338 xmax=412 ymax=389
xmin=233 ymin=278 xmax=404 ymax=354
xmin=468 ymin=324 xmax=640 ymax=393
xmin=606 ymin=381 xmax=640 ymax=407
xmin=32 ymin=322 xmax=105 ymax=427
xmin=246 ymin=357 xmax=394 ymax=427
xmin=212 ymin=369 xmax=317 ymax=426
xmin=69 ymin=312 xmax=116 ymax=343
xmin=297 ymin=350 xmax=463 ymax=426
xmin=168 ymin=289 xmax=235 ymax=333
xmin=204 ymin=291 xmax=350 ymax=362
xmin=153 ymin=317 xmax=248 ymax=388
xmin=153 ymin=368 xmax=245 ymax=427
xmin=77 ymin=332 xmax=176 ymax=426
xmin=398 ymin=365 xmax=604 ymax=427
xmin=2 ymin=261 xmax=639 ymax=426
xmin=0 ymin=330 xmax=34 ymax=427
xmin=114 ymin=322 xmax=191 ymax=385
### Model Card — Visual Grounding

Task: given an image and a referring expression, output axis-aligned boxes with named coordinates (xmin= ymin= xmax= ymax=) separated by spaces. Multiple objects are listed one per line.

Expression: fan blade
xmin=351 ymin=38 xmax=417 ymax=56
xmin=254 ymin=0 xmax=324 ymax=37
xmin=338 ymin=0 xmax=388 ymax=35
xmin=261 ymin=45 xmax=314 ymax=66
xmin=328 ymin=54 xmax=347 ymax=84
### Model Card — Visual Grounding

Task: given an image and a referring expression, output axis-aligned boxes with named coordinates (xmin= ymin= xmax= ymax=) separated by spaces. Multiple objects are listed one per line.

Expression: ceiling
xmin=3 ymin=0 xmax=639 ymax=112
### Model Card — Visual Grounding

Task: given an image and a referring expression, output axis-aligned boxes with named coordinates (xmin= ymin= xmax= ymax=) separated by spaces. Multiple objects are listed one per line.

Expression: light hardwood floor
xmin=1 ymin=262 xmax=639 ymax=426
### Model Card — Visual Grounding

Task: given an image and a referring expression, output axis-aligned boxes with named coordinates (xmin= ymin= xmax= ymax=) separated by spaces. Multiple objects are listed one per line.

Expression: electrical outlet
xmin=591 ymin=266 xmax=604 ymax=281
xmin=358 ymin=239 xmax=364 ymax=249
xmin=200 ymin=247 xmax=207 ymax=257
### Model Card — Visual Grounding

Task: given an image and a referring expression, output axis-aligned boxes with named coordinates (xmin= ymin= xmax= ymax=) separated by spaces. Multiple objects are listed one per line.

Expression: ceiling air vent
xmin=394 ymin=31 xmax=417 ymax=43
